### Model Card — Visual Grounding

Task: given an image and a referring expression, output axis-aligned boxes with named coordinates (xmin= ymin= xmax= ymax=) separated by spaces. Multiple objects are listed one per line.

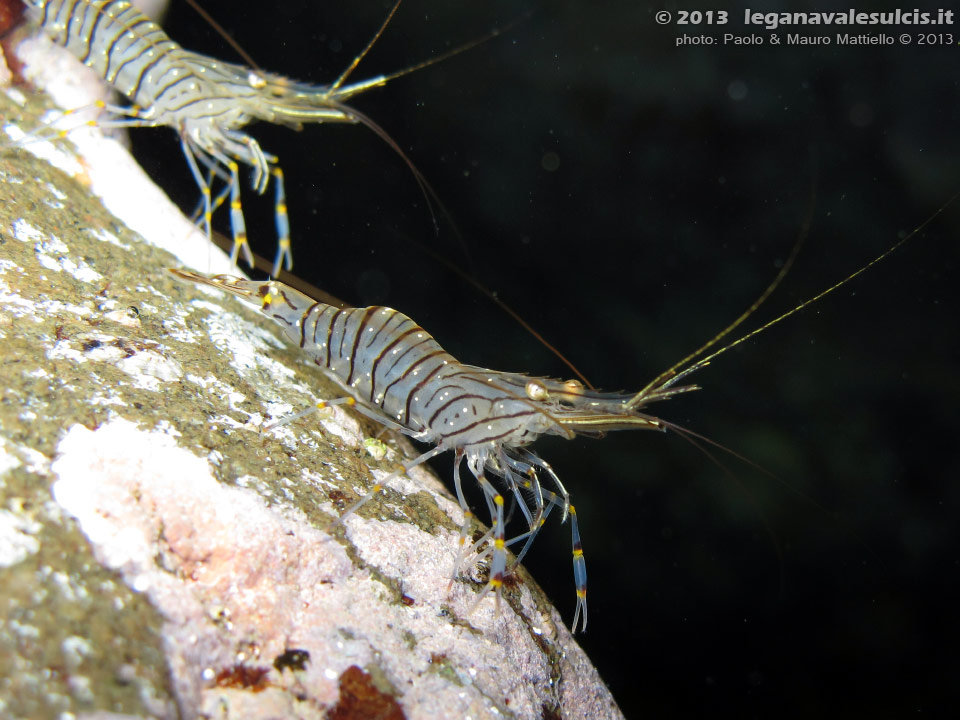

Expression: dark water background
xmin=133 ymin=1 xmax=960 ymax=715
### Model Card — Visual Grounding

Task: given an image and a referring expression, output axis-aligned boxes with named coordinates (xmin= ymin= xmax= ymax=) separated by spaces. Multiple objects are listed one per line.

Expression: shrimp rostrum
xmin=169 ymin=270 xmax=702 ymax=633
xmin=23 ymin=0 xmax=421 ymax=275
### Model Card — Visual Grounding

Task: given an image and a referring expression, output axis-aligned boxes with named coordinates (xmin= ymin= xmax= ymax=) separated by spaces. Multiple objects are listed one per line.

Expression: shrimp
xmin=169 ymin=269 xmax=663 ymax=630
xmin=167 ymin=183 xmax=955 ymax=633
xmin=20 ymin=0 xmax=431 ymax=276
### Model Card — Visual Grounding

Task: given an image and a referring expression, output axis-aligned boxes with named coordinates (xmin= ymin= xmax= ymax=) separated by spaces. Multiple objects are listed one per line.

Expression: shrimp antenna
xmin=327 ymin=101 xmax=444 ymax=237
xmin=323 ymin=4 xmax=530 ymax=266
xmin=183 ymin=0 xmax=261 ymax=70
xmin=629 ymin=185 xmax=960 ymax=410
xmin=628 ymin=170 xmax=817 ymax=409
xmin=331 ymin=0 xmax=404 ymax=92
xmin=401 ymin=233 xmax=596 ymax=389
xmin=353 ymin=13 xmax=532 ymax=89
xmin=333 ymin=2 xmax=532 ymax=92
xmin=260 ymin=98 xmax=592 ymax=388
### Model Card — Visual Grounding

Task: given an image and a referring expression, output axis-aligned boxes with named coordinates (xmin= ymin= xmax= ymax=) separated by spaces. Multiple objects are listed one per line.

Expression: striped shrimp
xmin=168 ymin=270 xmax=692 ymax=631
xmin=21 ymin=0 xmax=432 ymax=276
xmin=167 ymin=190 xmax=953 ymax=632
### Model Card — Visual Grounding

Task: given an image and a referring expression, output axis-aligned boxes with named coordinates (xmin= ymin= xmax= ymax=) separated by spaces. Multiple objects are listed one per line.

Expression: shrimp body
xmin=23 ymin=0 xmax=396 ymax=275
xmin=169 ymin=270 xmax=698 ymax=631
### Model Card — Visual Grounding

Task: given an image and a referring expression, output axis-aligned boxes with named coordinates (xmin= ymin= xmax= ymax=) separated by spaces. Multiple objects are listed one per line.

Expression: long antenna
xmin=330 ymin=0 xmax=404 ymax=92
xmin=332 ymin=3 xmax=531 ymax=94
xmin=402 ymin=233 xmax=596 ymax=388
xmin=628 ymin=173 xmax=818 ymax=409
xmin=630 ymin=188 xmax=960 ymax=409
xmin=183 ymin=0 xmax=261 ymax=70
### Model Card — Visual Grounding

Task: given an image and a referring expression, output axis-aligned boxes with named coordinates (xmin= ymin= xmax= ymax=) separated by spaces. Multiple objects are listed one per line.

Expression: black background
xmin=133 ymin=1 xmax=959 ymax=716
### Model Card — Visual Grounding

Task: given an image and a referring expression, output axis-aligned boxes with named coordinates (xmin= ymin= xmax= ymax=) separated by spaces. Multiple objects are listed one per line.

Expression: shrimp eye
xmin=525 ymin=381 xmax=550 ymax=401
xmin=247 ymin=72 xmax=267 ymax=89
xmin=563 ymin=379 xmax=584 ymax=393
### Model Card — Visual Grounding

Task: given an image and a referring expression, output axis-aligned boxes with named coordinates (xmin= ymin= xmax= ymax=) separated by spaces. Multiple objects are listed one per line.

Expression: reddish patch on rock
xmin=502 ymin=572 xmax=522 ymax=589
xmin=0 ymin=0 xmax=25 ymax=80
xmin=0 ymin=0 xmax=23 ymax=38
xmin=327 ymin=489 xmax=348 ymax=505
xmin=328 ymin=665 xmax=406 ymax=720
xmin=214 ymin=664 xmax=271 ymax=693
